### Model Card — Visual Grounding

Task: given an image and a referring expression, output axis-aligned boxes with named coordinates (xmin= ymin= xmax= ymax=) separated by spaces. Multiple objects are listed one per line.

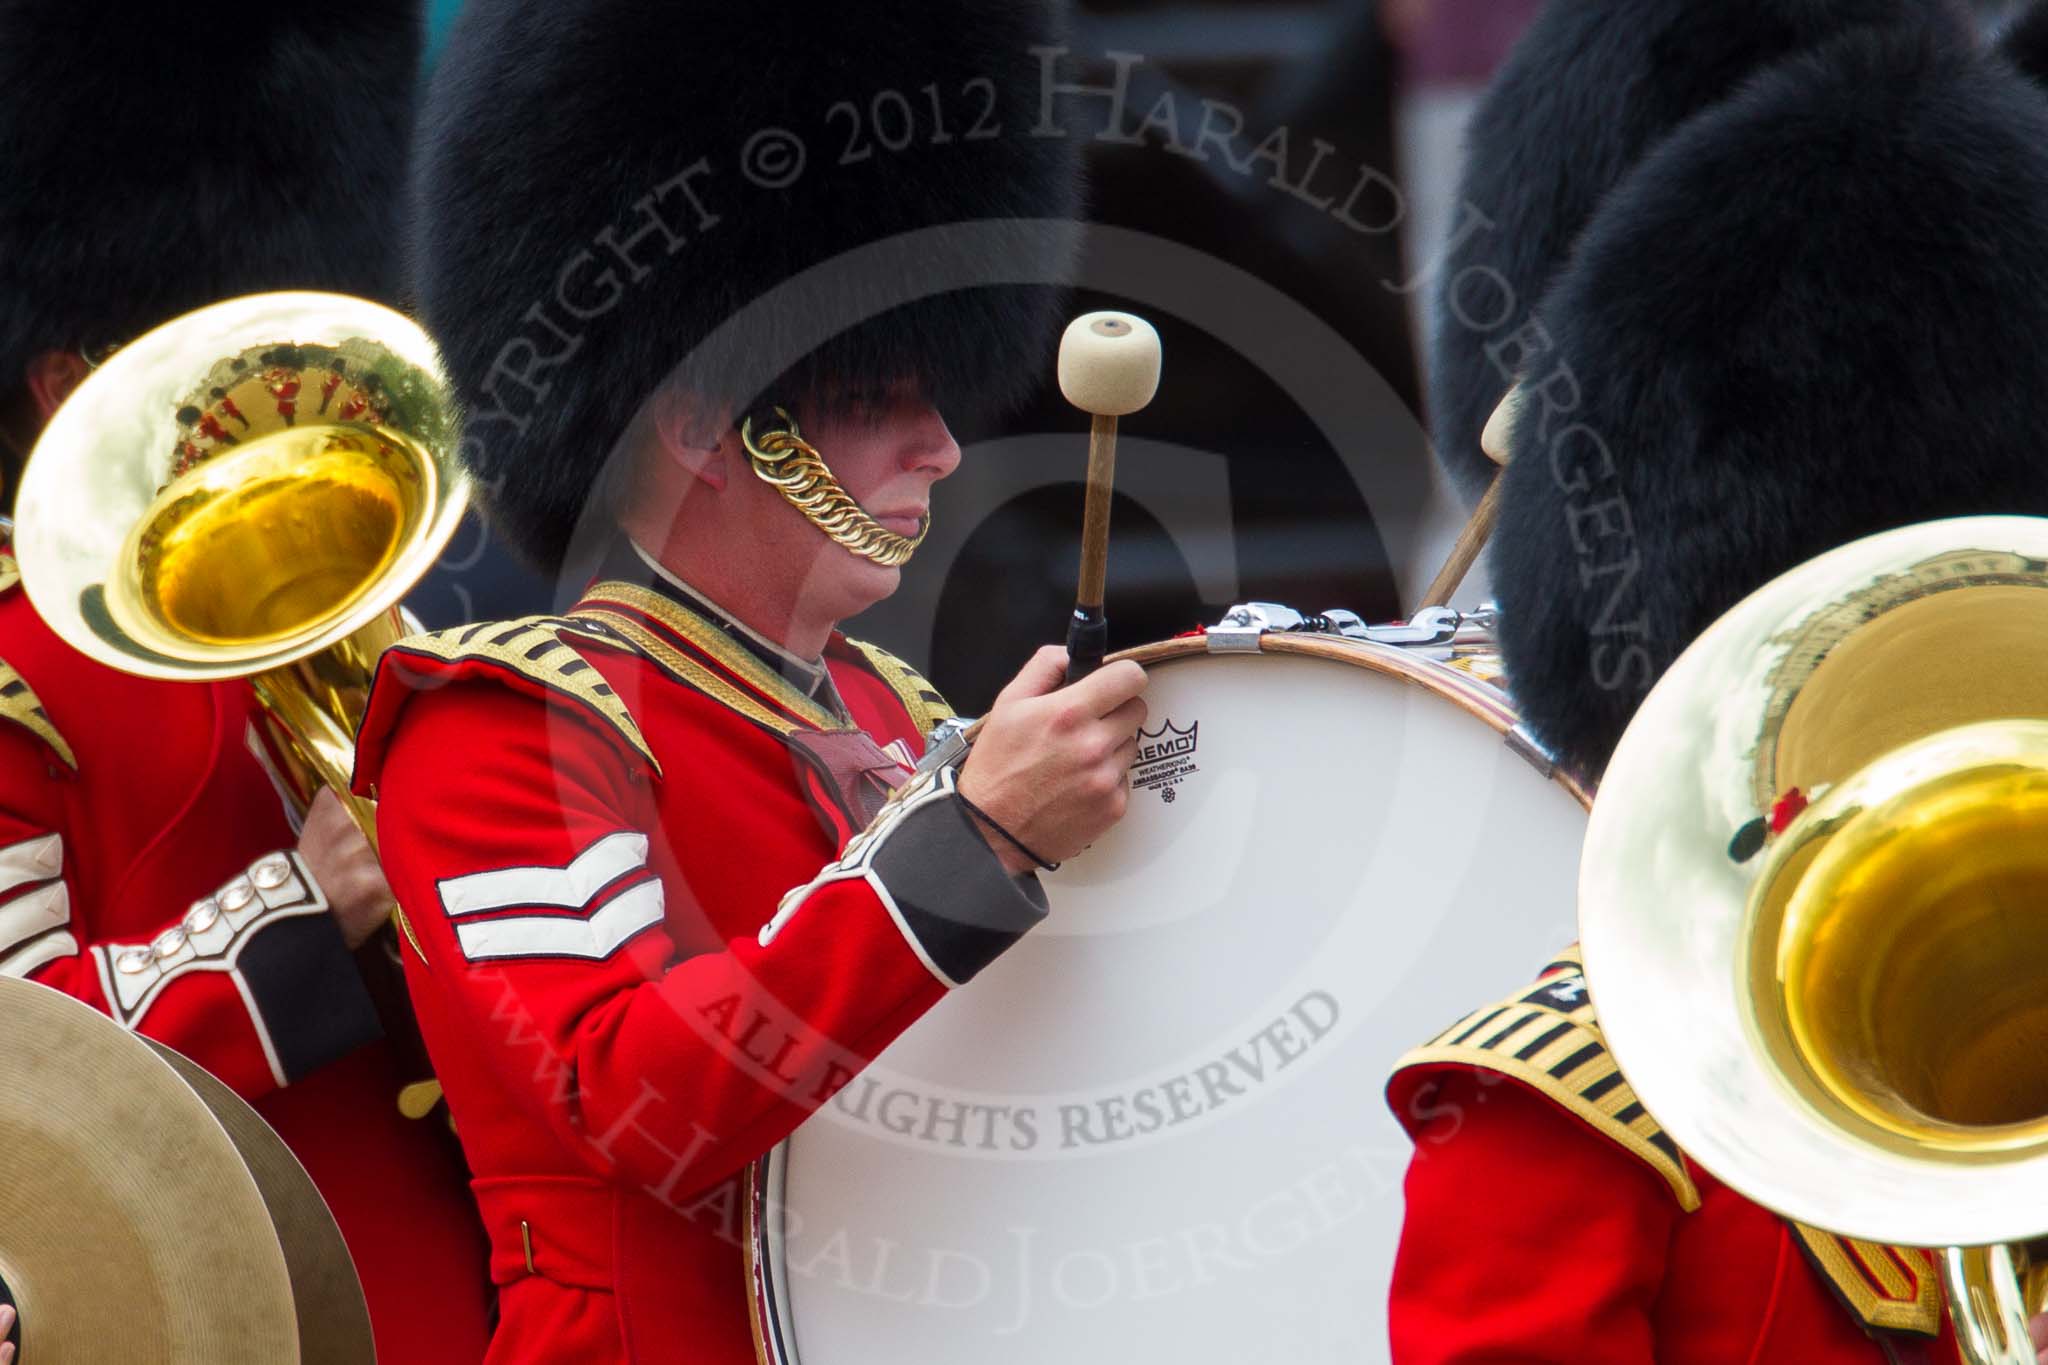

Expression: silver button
xmin=217 ymin=878 xmax=255 ymax=912
xmin=151 ymin=928 xmax=188 ymax=958
xmin=251 ymin=855 xmax=292 ymax=890
xmin=116 ymin=949 xmax=153 ymax=974
xmin=184 ymin=899 xmax=220 ymax=933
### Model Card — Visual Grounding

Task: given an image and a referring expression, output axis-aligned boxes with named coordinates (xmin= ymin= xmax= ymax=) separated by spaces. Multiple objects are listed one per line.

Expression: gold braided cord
xmin=572 ymin=584 xmax=841 ymax=732
xmin=740 ymin=409 xmax=928 ymax=568
xmin=566 ymin=607 xmax=803 ymax=739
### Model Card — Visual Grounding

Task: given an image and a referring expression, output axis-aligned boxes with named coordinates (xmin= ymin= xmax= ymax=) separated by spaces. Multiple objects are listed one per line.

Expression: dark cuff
xmin=871 ymin=789 xmax=1048 ymax=985
xmin=239 ymin=896 xmax=383 ymax=1083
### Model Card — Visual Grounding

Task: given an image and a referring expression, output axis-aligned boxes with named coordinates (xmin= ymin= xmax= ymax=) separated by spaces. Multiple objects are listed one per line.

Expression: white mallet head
xmin=1480 ymin=383 xmax=1524 ymax=467
xmin=1057 ymin=312 xmax=1162 ymax=418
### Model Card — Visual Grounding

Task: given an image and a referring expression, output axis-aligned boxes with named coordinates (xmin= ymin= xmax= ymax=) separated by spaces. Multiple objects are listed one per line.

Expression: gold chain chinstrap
xmin=739 ymin=408 xmax=928 ymax=568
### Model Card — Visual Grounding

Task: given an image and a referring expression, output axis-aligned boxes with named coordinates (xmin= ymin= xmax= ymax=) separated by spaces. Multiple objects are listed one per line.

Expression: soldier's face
xmin=780 ymin=391 xmax=961 ymax=620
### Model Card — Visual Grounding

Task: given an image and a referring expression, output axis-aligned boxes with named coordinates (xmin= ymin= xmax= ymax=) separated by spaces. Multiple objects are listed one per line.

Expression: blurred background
xmin=407 ymin=0 xmax=2020 ymax=713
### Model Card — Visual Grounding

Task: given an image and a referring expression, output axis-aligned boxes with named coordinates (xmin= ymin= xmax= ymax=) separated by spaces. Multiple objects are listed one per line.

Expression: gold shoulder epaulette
xmin=0 ymin=553 xmax=20 ymax=596
xmin=386 ymin=617 xmax=659 ymax=775
xmin=0 ymin=657 xmax=75 ymax=771
xmin=1789 ymin=1224 xmax=1942 ymax=1338
xmin=845 ymin=638 xmax=953 ymax=737
xmin=1392 ymin=946 xmax=1700 ymax=1211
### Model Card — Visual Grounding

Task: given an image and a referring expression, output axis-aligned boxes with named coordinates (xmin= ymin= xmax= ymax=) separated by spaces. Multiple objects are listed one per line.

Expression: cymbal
xmin=0 ymin=977 xmax=300 ymax=1361
xmin=147 ymin=1046 xmax=373 ymax=1365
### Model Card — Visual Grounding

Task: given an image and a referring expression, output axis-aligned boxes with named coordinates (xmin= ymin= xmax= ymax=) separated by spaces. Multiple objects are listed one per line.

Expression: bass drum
xmin=751 ymin=622 xmax=1589 ymax=1364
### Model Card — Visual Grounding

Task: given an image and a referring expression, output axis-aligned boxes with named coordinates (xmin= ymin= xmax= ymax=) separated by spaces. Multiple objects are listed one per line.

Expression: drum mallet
xmin=1418 ymin=383 xmax=1521 ymax=611
xmin=1057 ymin=311 xmax=1163 ymax=680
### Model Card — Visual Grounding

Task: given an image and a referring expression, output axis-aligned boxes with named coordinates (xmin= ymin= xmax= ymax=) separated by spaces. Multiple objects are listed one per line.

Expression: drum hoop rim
xmin=745 ymin=1150 xmax=796 ymax=1365
xmin=1111 ymin=635 xmax=1590 ymax=808
xmin=745 ymin=1159 xmax=771 ymax=1364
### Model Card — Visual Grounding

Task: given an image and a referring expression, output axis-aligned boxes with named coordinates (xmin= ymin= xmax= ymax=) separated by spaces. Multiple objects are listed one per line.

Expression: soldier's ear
xmin=23 ymin=351 xmax=90 ymax=424
xmin=651 ymin=387 xmax=729 ymax=492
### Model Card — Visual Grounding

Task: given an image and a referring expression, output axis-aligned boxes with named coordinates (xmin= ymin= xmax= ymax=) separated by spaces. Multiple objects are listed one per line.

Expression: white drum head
xmin=766 ymin=642 xmax=1586 ymax=1363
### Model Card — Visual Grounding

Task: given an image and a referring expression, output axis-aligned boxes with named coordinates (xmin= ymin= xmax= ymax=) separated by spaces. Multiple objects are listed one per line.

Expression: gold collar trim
xmin=577 ymin=580 xmax=841 ymax=732
xmin=623 ymin=541 xmax=829 ymax=686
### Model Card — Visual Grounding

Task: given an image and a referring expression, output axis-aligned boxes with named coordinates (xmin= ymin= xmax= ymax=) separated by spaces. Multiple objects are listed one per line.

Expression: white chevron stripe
xmin=453 ymin=880 xmax=665 ymax=962
xmin=0 ymin=880 xmax=68 ymax=957
xmin=438 ymin=832 xmax=650 ymax=918
xmin=1 ymin=929 xmax=76 ymax=978
xmin=0 ymin=833 xmax=61 ymax=899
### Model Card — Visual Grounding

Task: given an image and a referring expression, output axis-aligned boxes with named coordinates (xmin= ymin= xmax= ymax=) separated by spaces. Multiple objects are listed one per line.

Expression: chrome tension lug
xmin=1206 ymin=602 xmax=1305 ymax=653
xmin=1315 ymin=609 xmax=1372 ymax=639
xmin=1457 ymin=602 xmax=1501 ymax=639
xmin=1359 ymin=606 xmax=1461 ymax=648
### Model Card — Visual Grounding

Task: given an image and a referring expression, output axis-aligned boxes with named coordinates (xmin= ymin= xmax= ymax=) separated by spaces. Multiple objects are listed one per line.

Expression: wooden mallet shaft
xmin=1418 ymin=477 xmax=1503 ymax=611
xmin=1066 ymin=413 xmax=1120 ymax=680
xmin=1075 ymin=414 xmax=1119 ymax=610
xmin=1417 ymin=383 xmax=1522 ymax=612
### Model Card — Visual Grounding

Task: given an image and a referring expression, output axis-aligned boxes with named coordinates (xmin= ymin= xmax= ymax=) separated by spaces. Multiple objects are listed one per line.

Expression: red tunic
xmin=1385 ymin=948 xmax=1960 ymax=1363
xmin=352 ymin=570 xmax=1047 ymax=1364
xmin=0 ymin=557 xmax=493 ymax=1363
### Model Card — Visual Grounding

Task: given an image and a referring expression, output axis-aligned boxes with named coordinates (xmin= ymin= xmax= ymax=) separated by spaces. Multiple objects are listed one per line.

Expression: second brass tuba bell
xmin=12 ymin=291 xmax=469 ymax=840
xmin=1580 ymin=515 xmax=2048 ymax=1364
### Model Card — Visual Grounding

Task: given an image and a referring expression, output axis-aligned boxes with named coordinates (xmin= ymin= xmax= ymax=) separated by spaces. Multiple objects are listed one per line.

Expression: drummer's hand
xmin=2 ymin=1302 xmax=17 ymax=1362
xmin=958 ymin=646 xmax=1149 ymax=876
xmin=297 ymin=789 xmax=394 ymax=951
xmin=2030 ymin=1309 xmax=2048 ymax=1362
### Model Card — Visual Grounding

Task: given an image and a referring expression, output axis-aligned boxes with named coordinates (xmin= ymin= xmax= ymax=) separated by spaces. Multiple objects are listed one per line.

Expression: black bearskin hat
xmin=1427 ymin=0 xmax=1966 ymax=503
xmin=413 ymin=1 xmax=1082 ymax=573
xmin=1998 ymin=0 xmax=2048 ymax=85
xmin=1491 ymin=25 xmax=2048 ymax=780
xmin=0 ymin=0 xmax=424 ymax=390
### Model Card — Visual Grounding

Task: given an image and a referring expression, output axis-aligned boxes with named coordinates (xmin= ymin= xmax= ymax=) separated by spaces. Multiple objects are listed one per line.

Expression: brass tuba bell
xmin=1580 ymin=515 xmax=2048 ymax=1364
xmin=12 ymin=291 xmax=468 ymax=845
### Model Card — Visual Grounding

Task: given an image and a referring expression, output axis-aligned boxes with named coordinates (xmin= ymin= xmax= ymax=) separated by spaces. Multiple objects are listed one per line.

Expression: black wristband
xmin=952 ymin=788 xmax=1061 ymax=872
